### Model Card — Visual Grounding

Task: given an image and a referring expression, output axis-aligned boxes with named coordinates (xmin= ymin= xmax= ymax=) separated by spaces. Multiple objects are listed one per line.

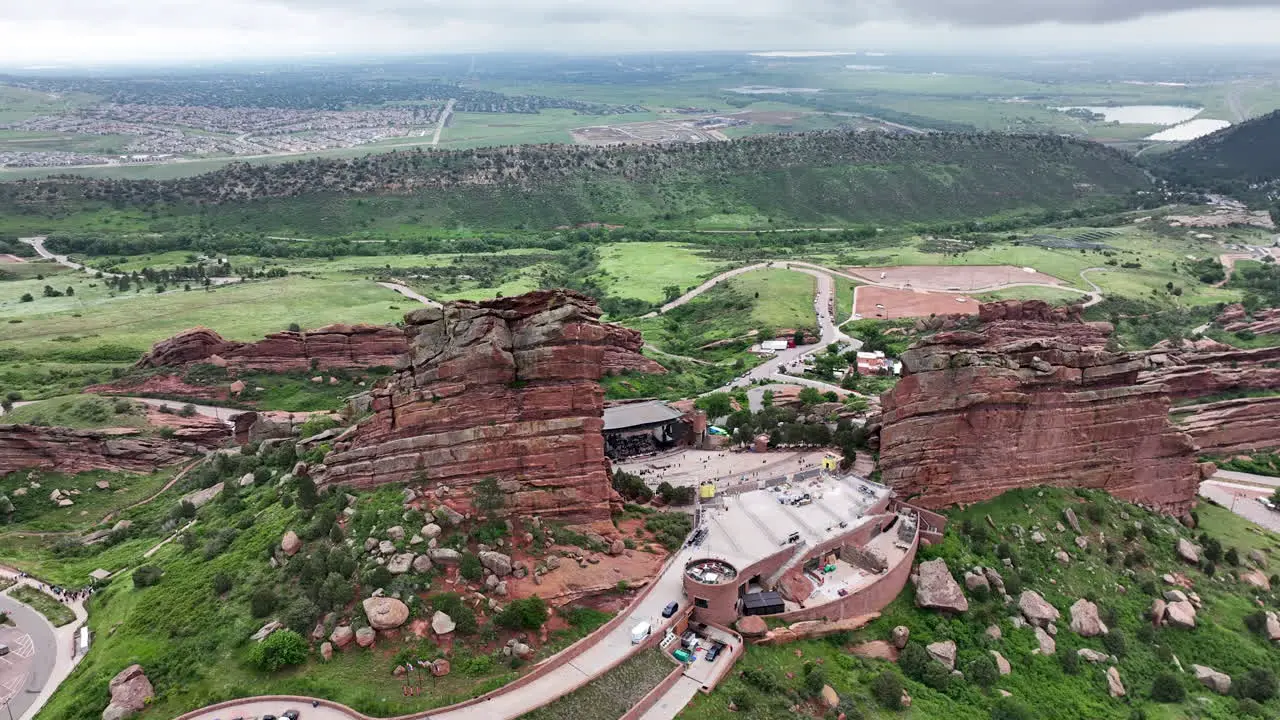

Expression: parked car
xmin=283 ymin=712 xmax=301 ymax=720
xmin=661 ymin=601 xmax=679 ymax=618
xmin=706 ymin=643 xmax=724 ymax=661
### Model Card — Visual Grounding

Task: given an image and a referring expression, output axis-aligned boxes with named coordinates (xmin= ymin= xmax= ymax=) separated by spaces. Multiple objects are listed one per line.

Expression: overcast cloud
xmin=2 ymin=0 xmax=1280 ymax=66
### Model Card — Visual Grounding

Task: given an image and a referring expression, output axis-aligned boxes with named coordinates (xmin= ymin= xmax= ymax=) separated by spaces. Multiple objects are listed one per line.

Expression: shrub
xmin=1226 ymin=547 xmax=1241 ymax=566
xmin=611 ymin=470 xmax=653 ymax=503
xmin=212 ymin=573 xmax=233 ymax=595
xmin=1149 ymin=673 xmax=1186 ymax=703
xmin=459 ymin=553 xmax=483 ymax=582
xmin=248 ymin=629 xmax=308 ymax=672
xmin=1102 ymin=629 xmax=1127 ymax=657
xmin=494 ymin=596 xmax=549 ymax=632
xmin=968 ymin=655 xmax=998 ymax=688
xmin=1084 ymin=503 xmax=1105 ymax=523
xmin=802 ymin=664 xmax=827 ymax=698
xmin=1236 ymin=668 xmax=1277 ymax=702
xmin=1245 ymin=611 xmax=1268 ymax=636
xmin=1237 ymin=698 xmax=1266 ymax=717
xmin=898 ymin=643 xmax=931 ymax=680
xmin=870 ymin=671 xmax=904 ymax=710
xmin=250 ymin=587 xmax=278 ymax=618
xmin=1059 ymin=648 xmax=1080 ymax=675
xmin=132 ymin=565 xmax=163 ymax=588
xmin=990 ymin=697 xmax=1035 ymax=720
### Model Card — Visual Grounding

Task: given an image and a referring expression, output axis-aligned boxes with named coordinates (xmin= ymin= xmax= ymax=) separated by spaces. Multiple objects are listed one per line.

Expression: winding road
xmin=0 ymin=569 xmax=88 ymax=720
xmin=20 ymin=237 xmax=238 ymax=286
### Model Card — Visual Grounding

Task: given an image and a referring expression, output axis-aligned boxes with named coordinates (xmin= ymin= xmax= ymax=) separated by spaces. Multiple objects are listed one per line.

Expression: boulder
xmin=1031 ymin=531 xmax=1046 ymax=544
xmin=431 ymin=658 xmax=451 ymax=676
xmin=609 ymin=539 xmax=625 ymax=556
xmin=1192 ymin=664 xmax=1231 ymax=695
xmin=821 ymin=685 xmax=840 ymax=708
xmin=422 ymin=523 xmax=442 ymax=538
xmin=983 ymin=567 xmax=1006 ymax=595
xmin=964 ymin=571 xmax=990 ymax=593
xmin=1266 ymin=611 xmax=1280 ymax=641
xmin=355 ymin=626 xmax=376 ymax=648
xmin=1240 ymin=569 xmax=1271 ymax=590
xmin=432 ymin=610 xmax=456 ymax=635
xmin=1054 ymin=550 xmax=1071 ymax=565
xmin=1106 ymin=666 xmax=1125 ymax=698
xmin=479 ymin=550 xmax=513 ymax=577
xmin=991 ymin=650 xmax=1011 ymax=676
xmin=250 ymin=621 xmax=284 ymax=642
xmin=891 ymin=625 xmax=910 ymax=649
xmin=985 ymin=625 xmax=1002 ymax=641
xmin=1033 ymin=626 xmax=1056 ymax=655
xmin=926 ymin=640 xmax=957 ymax=669
xmin=386 ymin=525 xmax=405 ymax=542
xmin=1150 ymin=599 xmax=1167 ymax=627
xmin=1018 ymin=591 xmax=1060 ymax=628
xmin=1176 ymin=538 xmax=1199 ymax=564
xmin=438 ymin=506 xmax=465 ymax=526
xmin=1077 ymin=649 xmax=1109 ymax=664
xmin=362 ymin=597 xmax=410 ymax=630
xmin=1164 ymin=589 xmax=1188 ymax=603
xmin=1164 ymin=600 xmax=1197 ymax=629
xmin=378 ymin=540 xmax=396 ymax=555
xmin=387 ymin=553 xmax=415 ymax=575
xmin=1068 ymin=599 xmax=1108 ymax=637
xmin=281 ymin=531 xmax=302 ymax=557
xmin=102 ymin=665 xmax=154 ymax=720
xmin=1064 ymin=507 xmax=1081 ymax=534
xmin=429 ymin=548 xmax=462 ymax=564
xmin=320 ymin=642 xmax=333 ymax=661
xmin=737 ymin=616 xmax=768 ymax=637
xmin=1249 ymin=549 xmax=1268 ymax=568
xmin=330 ymin=625 xmax=355 ymax=649
xmin=914 ymin=559 xmax=969 ymax=613
xmin=412 ymin=554 xmax=433 ymax=573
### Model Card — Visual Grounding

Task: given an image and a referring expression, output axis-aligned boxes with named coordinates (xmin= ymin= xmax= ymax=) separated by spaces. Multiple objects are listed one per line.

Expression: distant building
xmin=856 ymin=351 xmax=890 ymax=375
xmin=760 ymin=339 xmax=790 ymax=353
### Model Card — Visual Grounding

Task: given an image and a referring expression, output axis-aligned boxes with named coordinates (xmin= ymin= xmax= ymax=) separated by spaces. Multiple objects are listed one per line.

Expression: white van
xmin=630 ymin=621 xmax=652 ymax=644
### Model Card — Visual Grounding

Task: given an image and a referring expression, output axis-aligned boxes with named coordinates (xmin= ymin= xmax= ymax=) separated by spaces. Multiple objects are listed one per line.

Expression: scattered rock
xmin=362 ymin=597 xmax=410 ymax=630
xmin=386 ymin=525 xmax=405 ymax=542
xmin=985 ymin=624 xmax=1002 ymax=641
xmin=1031 ymin=531 xmax=1046 ymax=544
xmin=320 ymin=642 xmax=333 ymax=661
xmin=281 ymin=531 xmax=301 ymax=557
xmin=431 ymin=658 xmax=451 ymax=676
xmin=821 ymin=685 xmax=839 ymax=708
xmin=1018 ymin=591 xmax=1060 ymax=628
xmin=926 ymin=640 xmax=957 ymax=669
xmin=1192 ymin=664 xmax=1231 ymax=695
xmin=1164 ymin=600 xmax=1197 ymax=629
xmin=1069 ymin=599 xmax=1108 ymax=637
xmin=330 ymin=625 xmax=354 ymax=648
xmin=1176 ymin=538 xmax=1199 ymax=564
xmin=412 ymin=554 xmax=433 ymax=573
xmin=1033 ymin=626 xmax=1056 ymax=655
xmin=1266 ymin=611 xmax=1280 ymax=641
xmin=737 ymin=616 xmax=768 ymax=637
xmin=915 ymin=559 xmax=969 ymax=613
xmin=422 ymin=523 xmax=442 ymax=538
xmin=1150 ymin=599 xmax=1167 ymax=627
xmin=1064 ymin=507 xmax=1081 ymax=534
xmin=991 ymin=650 xmax=1011 ymax=675
xmin=1240 ymin=569 xmax=1271 ymax=591
xmin=432 ymin=611 xmax=456 ymax=635
xmin=1106 ymin=666 xmax=1125 ymax=698
xmin=1163 ymin=589 xmax=1187 ymax=603
xmin=609 ymin=539 xmax=625 ymax=556
xmin=891 ymin=625 xmax=910 ymax=649
xmin=1078 ymin=649 xmax=1109 ymax=664
xmin=1074 ymin=535 xmax=1088 ymax=550
xmin=428 ymin=548 xmax=462 ymax=564
xmin=1054 ymin=550 xmax=1071 ymax=565
xmin=479 ymin=550 xmax=513 ymax=577
xmin=1249 ymin=549 xmax=1268 ymax=568
xmin=355 ymin=626 xmax=376 ymax=648
xmin=250 ymin=621 xmax=284 ymax=642
xmin=387 ymin=553 xmax=415 ymax=575
xmin=378 ymin=540 xmax=396 ymax=555
xmin=964 ymin=571 xmax=990 ymax=593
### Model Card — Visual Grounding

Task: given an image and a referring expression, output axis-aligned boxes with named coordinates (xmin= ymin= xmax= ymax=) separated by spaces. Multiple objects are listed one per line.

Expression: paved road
xmin=0 ymin=569 xmax=88 ymax=720
xmin=20 ymin=237 xmax=237 ymax=286
xmin=430 ymin=99 xmax=455 ymax=146
xmin=0 ymin=595 xmax=47 ymax=720
xmin=377 ymin=282 xmax=442 ymax=308
xmin=1 ymin=396 xmax=237 ymax=427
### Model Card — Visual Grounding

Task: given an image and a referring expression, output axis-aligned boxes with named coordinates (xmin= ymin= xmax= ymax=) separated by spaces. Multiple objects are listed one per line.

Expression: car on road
xmin=706 ymin=643 xmax=724 ymax=661
xmin=1258 ymin=497 xmax=1278 ymax=511
xmin=282 ymin=711 xmax=301 ymax=720
xmin=661 ymin=601 xmax=679 ymax=618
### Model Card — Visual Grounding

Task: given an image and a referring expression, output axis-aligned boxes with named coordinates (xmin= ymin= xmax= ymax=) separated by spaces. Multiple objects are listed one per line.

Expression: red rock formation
xmin=1177 ymin=396 xmax=1280 ymax=455
xmin=135 ymin=324 xmax=410 ymax=372
xmin=0 ymin=425 xmax=203 ymax=475
xmin=318 ymin=290 xmax=658 ymax=520
xmin=876 ymin=300 xmax=1202 ymax=515
xmin=1216 ymin=303 xmax=1280 ymax=335
xmin=86 ymin=374 xmax=228 ymax=401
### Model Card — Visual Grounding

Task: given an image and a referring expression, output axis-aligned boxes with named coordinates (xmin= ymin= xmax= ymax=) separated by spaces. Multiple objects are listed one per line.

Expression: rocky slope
xmin=0 ymin=425 xmax=204 ymax=475
xmin=874 ymin=300 xmax=1205 ymax=516
xmin=318 ymin=290 xmax=663 ymax=520
xmin=136 ymin=324 xmax=410 ymax=372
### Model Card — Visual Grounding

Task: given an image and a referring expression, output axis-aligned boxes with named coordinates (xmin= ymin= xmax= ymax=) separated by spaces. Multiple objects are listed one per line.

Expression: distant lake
xmin=1147 ymin=118 xmax=1232 ymax=142
xmin=1054 ymin=105 xmax=1203 ymax=125
xmin=727 ymin=86 xmax=823 ymax=95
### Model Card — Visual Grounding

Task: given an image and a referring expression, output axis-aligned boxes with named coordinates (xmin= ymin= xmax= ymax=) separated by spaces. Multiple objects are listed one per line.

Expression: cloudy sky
xmin=2 ymin=0 xmax=1280 ymax=66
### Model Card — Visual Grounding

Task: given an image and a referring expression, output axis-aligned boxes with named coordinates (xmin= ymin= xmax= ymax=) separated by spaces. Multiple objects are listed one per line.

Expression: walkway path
xmin=1200 ymin=468 xmax=1280 ymax=533
xmin=20 ymin=237 xmax=237 ymax=287
xmin=0 ymin=568 xmax=88 ymax=720
xmin=377 ymin=281 xmax=442 ymax=308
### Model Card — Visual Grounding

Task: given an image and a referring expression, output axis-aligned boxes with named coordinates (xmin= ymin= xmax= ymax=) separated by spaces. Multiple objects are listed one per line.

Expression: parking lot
xmin=0 ymin=622 xmax=34 ymax=708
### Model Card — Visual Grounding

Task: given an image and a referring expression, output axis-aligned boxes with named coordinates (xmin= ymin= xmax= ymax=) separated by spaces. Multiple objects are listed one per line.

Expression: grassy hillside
xmin=684 ymin=487 xmax=1280 ymax=720
xmin=0 ymin=131 xmax=1151 ymax=233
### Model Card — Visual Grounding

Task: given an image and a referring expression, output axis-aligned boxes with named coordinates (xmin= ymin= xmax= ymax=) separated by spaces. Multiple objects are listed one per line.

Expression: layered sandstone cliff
xmin=1142 ymin=345 xmax=1280 ymax=456
xmin=136 ymin=324 xmax=410 ymax=372
xmin=0 ymin=425 xmax=203 ymax=475
xmin=317 ymin=290 xmax=662 ymax=520
xmin=875 ymin=300 xmax=1204 ymax=515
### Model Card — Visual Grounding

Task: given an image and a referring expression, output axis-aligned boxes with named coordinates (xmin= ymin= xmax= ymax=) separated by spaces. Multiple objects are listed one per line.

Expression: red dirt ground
xmin=854 ymin=286 xmax=980 ymax=320
xmin=847 ymin=265 xmax=1064 ymax=291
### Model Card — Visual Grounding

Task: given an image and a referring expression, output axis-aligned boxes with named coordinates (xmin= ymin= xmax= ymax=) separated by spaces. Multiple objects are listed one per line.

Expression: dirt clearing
xmin=854 ymin=285 xmax=979 ymax=320
xmin=848 ymin=265 xmax=1064 ymax=291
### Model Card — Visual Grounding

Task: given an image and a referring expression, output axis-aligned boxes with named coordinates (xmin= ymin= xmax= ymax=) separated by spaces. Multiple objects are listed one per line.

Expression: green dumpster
xmin=673 ymin=649 xmax=693 ymax=663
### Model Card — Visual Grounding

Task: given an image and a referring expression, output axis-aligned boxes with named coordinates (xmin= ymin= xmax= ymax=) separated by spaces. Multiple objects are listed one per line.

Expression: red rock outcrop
xmin=1177 ymin=396 xmax=1280 ymax=455
xmin=135 ymin=324 xmax=410 ymax=372
xmin=317 ymin=290 xmax=657 ymax=520
xmin=0 ymin=425 xmax=203 ymax=475
xmin=1217 ymin=303 xmax=1280 ymax=335
xmin=875 ymin=300 xmax=1202 ymax=515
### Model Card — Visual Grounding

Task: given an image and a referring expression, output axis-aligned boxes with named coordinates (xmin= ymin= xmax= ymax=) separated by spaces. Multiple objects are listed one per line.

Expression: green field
xmin=732 ymin=269 xmax=816 ymax=329
xmin=9 ymin=585 xmax=77 ymax=627
xmin=3 ymin=394 xmax=150 ymax=429
xmin=596 ymin=243 xmax=727 ymax=303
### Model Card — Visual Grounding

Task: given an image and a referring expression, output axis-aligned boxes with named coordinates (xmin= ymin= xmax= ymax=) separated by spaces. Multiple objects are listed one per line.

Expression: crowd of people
xmin=6 ymin=571 xmax=96 ymax=604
